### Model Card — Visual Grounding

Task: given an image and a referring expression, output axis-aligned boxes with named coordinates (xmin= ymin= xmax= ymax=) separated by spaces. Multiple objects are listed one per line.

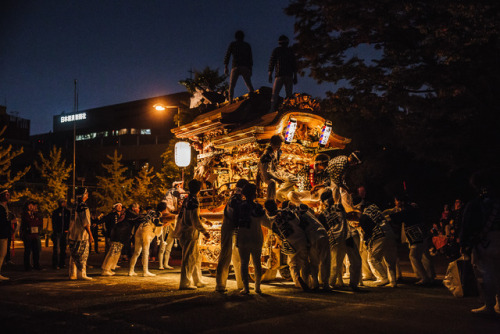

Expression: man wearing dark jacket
xmin=101 ymin=203 xmax=141 ymax=276
xmin=224 ymin=30 xmax=254 ymax=103
xmin=268 ymin=35 xmax=297 ymax=112
xmin=390 ymin=196 xmax=435 ymax=285
xmin=460 ymin=169 xmax=500 ymax=315
xmin=102 ymin=203 xmax=123 ymax=253
xmin=51 ymin=199 xmax=71 ymax=269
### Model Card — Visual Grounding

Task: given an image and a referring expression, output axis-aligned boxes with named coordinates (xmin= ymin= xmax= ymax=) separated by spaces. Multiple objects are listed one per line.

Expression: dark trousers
xmin=23 ymin=237 xmax=41 ymax=270
xmin=5 ymin=234 xmax=12 ymax=262
xmin=91 ymin=227 xmax=99 ymax=253
xmin=52 ymin=233 xmax=67 ymax=268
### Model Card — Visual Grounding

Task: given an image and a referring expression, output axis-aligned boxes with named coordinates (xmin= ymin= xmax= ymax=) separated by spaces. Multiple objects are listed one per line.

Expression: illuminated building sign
xmin=60 ymin=113 xmax=87 ymax=123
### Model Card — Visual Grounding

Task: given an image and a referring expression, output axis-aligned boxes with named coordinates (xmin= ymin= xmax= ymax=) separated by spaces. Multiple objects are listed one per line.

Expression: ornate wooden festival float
xmin=172 ymin=88 xmax=350 ymax=280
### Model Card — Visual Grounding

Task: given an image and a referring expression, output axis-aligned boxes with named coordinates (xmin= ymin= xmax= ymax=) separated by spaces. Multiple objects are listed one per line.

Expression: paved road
xmin=1 ymin=244 xmax=499 ymax=334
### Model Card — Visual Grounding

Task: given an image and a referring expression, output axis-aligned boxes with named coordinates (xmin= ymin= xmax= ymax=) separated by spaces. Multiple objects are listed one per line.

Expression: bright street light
xmin=153 ymin=103 xmax=180 ymax=126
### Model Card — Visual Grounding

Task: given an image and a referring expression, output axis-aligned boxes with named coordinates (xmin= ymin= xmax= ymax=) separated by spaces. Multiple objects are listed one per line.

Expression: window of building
xmin=140 ymin=129 xmax=151 ymax=135
xmin=76 ymin=132 xmax=97 ymax=141
xmin=118 ymin=128 xmax=128 ymax=135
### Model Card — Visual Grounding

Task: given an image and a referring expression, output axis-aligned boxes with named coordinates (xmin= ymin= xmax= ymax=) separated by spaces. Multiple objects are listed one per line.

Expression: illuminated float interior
xmin=172 ymin=89 xmax=350 ymax=279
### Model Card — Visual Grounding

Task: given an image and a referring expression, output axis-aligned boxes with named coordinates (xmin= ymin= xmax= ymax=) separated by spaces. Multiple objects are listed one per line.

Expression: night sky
xmin=1 ymin=0 xmax=333 ymax=135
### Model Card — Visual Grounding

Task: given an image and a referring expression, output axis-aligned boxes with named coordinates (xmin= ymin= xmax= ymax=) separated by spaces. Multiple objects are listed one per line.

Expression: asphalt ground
xmin=0 ymin=240 xmax=499 ymax=334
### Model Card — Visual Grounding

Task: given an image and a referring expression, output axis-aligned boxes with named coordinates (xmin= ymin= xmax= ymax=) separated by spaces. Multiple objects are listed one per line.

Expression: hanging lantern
xmin=319 ymin=120 xmax=332 ymax=147
xmin=284 ymin=117 xmax=297 ymax=144
xmin=175 ymin=141 xmax=191 ymax=167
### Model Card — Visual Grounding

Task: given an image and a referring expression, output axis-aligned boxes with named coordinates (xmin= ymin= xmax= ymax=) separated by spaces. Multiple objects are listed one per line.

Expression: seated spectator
xmin=440 ymin=204 xmax=451 ymax=224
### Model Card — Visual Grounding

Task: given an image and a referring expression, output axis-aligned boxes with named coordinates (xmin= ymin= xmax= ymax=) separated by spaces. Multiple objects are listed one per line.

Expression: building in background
xmin=31 ymin=92 xmax=190 ymax=186
xmin=0 ymin=105 xmax=30 ymax=144
xmin=0 ymin=105 xmax=31 ymax=179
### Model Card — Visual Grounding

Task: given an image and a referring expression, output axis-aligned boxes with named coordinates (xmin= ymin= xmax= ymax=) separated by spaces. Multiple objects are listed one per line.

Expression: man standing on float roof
xmin=224 ymin=30 xmax=254 ymax=103
xmin=268 ymin=35 xmax=298 ymax=112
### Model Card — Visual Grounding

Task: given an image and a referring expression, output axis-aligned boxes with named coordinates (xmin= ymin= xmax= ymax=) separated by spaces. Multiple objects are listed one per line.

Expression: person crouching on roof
xmin=173 ymin=179 xmax=212 ymax=290
xmin=236 ymin=183 xmax=272 ymax=294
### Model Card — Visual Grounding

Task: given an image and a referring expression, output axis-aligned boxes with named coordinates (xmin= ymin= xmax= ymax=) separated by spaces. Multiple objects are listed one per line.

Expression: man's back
xmin=268 ymin=46 xmax=296 ymax=77
xmin=225 ymin=40 xmax=253 ymax=68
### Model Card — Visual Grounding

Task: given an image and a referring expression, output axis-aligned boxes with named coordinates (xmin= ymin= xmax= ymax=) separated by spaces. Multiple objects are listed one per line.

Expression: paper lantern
xmin=175 ymin=141 xmax=191 ymax=167
xmin=319 ymin=121 xmax=332 ymax=147
xmin=284 ymin=118 xmax=297 ymax=144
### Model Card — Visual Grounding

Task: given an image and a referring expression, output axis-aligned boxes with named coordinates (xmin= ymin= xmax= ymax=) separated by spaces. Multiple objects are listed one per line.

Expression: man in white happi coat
xmin=129 ymin=202 xmax=171 ymax=277
xmin=158 ymin=181 xmax=186 ymax=270
xmin=324 ymin=151 xmax=362 ymax=212
xmin=318 ymin=189 xmax=362 ymax=291
xmin=296 ymin=203 xmax=331 ymax=290
xmin=265 ymin=199 xmax=309 ymax=290
xmin=173 ymin=179 xmax=212 ymax=290
xmin=349 ymin=200 xmax=398 ymax=287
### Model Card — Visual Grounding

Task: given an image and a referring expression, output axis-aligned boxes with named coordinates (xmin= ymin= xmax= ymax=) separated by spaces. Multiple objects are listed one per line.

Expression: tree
xmin=286 ymin=1 xmax=500 ymax=171
xmin=20 ymin=146 xmax=72 ymax=216
xmin=179 ymin=66 xmax=228 ymax=95
xmin=131 ymin=164 xmax=158 ymax=210
xmin=0 ymin=126 xmax=30 ymax=191
xmin=179 ymin=66 xmax=228 ymax=116
xmin=94 ymin=150 xmax=133 ymax=211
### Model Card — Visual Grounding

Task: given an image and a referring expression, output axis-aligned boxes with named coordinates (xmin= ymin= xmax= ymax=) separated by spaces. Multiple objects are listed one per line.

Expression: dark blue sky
xmin=1 ymin=0 xmax=334 ymax=135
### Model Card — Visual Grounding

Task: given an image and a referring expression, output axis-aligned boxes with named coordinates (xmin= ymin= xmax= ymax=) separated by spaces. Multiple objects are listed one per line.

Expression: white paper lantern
xmin=175 ymin=141 xmax=191 ymax=167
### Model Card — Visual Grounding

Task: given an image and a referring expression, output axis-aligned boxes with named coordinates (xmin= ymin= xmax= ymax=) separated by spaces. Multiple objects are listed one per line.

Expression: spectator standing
xmin=460 ymin=169 xmax=500 ymax=315
xmin=441 ymin=204 xmax=451 ymax=224
xmin=389 ymin=195 xmax=435 ymax=285
xmin=268 ymin=35 xmax=298 ymax=112
xmin=102 ymin=203 xmax=123 ymax=254
xmin=21 ymin=201 xmax=43 ymax=271
xmin=450 ymin=199 xmax=464 ymax=234
xmin=4 ymin=205 xmax=17 ymax=265
xmin=0 ymin=189 xmax=14 ymax=280
xmin=224 ymin=30 xmax=254 ymax=103
xmin=51 ymin=199 xmax=71 ymax=269
xmin=90 ymin=212 xmax=102 ymax=253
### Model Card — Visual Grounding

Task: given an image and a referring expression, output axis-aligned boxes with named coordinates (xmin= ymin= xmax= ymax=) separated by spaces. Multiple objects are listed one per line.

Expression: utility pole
xmin=72 ymin=79 xmax=78 ymax=205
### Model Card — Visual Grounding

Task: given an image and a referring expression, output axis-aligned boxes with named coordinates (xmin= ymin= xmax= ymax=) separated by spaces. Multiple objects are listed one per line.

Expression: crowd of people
xmin=429 ymin=199 xmax=464 ymax=259
xmin=0 ymin=140 xmax=499 ymax=316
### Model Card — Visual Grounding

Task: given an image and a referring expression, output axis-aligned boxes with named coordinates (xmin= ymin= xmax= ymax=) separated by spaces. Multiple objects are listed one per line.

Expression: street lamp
xmin=153 ymin=104 xmax=181 ymax=127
